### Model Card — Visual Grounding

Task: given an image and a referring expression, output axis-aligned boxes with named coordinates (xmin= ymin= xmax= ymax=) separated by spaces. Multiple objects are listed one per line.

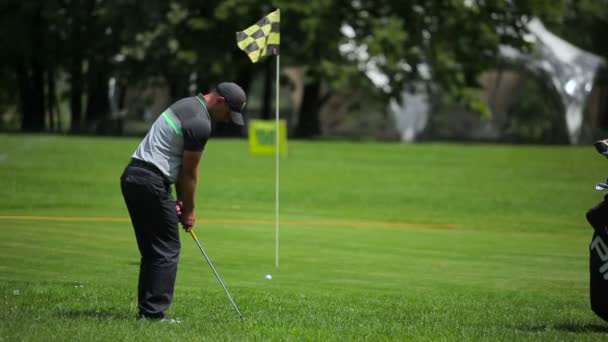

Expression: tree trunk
xmin=295 ymin=30 xmax=324 ymax=138
xmin=16 ymin=62 xmax=34 ymax=131
xmin=47 ymin=67 xmax=56 ymax=131
xmin=19 ymin=6 xmax=46 ymax=132
xmin=68 ymin=14 xmax=84 ymax=133
xmin=231 ymin=49 xmax=254 ymax=108
xmin=69 ymin=58 xmax=83 ymax=132
xmin=168 ymin=79 xmax=179 ymax=102
xmin=295 ymin=79 xmax=322 ymax=138
xmin=17 ymin=60 xmax=46 ymax=132
xmin=55 ymin=82 xmax=63 ymax=132
xmin=85 ymin=64 xmax=110 ymax=124
xmin=32 ymin=53 xmax=45 ymax=128
xmin=261 ymin=59 xmax=273 ymax=119
xmin=167 ymin=74 xmax=190 ymax=102
xmin=68 ymin=1 xmax=90 ymax=133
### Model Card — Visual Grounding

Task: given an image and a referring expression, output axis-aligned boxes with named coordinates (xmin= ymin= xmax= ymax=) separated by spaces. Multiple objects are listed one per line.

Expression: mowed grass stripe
xmin=0 ymin=215 xmax=456 ymax=230
xmin=0 ymin=219 xmax=587 ymax=293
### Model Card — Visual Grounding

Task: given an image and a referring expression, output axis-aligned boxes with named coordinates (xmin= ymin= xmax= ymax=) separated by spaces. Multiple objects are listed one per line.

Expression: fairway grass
xmin=0 ymin=134 xmax=607 ymax=341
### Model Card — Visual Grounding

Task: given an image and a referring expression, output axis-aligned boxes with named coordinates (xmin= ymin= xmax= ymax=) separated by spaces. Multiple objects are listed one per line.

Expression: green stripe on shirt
xmin=195 ymin=95 xmax=211 ymax=120
xmin=162 ymin=112 xmax=183 ymax=136
xmin=195 ymin=96 xmax=208 ymax=110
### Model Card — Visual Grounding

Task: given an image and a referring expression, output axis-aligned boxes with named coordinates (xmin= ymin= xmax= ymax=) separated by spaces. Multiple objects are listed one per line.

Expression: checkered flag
xmin=236 ymin=9 xmax=280 ymax=63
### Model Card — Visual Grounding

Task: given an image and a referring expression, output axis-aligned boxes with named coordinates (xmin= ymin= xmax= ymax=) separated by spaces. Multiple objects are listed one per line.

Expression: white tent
xmin=499 ymin=18 xmax=605 ymax=144
xmin=390 ymin=18 xmax=605 ymax=143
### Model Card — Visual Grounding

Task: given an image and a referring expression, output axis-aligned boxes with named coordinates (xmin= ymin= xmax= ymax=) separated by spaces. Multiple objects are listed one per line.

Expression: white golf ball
xmin=265 ymin=274 xmax=272 ymax=280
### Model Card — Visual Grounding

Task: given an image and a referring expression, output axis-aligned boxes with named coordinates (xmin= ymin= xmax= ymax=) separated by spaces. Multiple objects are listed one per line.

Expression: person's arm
xmin=176 ymin=150 xmax=202 ymax=231
xmin=173 ymin=96 xmax=211 ymax=230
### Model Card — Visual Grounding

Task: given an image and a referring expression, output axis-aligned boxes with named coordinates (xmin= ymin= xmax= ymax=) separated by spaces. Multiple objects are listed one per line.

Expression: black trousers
xmin=120 ymin=159 xmax=180 ymax=317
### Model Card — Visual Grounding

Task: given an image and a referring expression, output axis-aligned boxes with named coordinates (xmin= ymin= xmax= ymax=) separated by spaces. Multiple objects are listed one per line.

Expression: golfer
xmin=120 ymin=82 xmax=247 ymax=322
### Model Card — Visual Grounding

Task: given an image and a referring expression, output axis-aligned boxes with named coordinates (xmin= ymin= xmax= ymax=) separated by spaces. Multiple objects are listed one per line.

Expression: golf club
xmin=189 ymin=229 xmax=244 ymax=320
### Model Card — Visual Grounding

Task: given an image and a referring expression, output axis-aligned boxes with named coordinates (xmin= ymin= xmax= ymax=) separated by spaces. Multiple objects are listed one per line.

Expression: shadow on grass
xmin=554 ymin=323 xmax=608 ymax=333
xmin=58 ymin=309 xmax=134 ymax=321
xmin=519 ymin=323 xmax=608 ymax=333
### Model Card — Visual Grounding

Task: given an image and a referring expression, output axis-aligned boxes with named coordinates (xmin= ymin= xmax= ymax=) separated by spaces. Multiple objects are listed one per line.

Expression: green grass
xmin=0 ymin=134 xmax=607 ymax=341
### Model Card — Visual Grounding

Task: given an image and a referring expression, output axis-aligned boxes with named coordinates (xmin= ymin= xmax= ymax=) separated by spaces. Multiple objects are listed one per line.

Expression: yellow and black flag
xmin=236 ymin=9 xmax=280 ymax=63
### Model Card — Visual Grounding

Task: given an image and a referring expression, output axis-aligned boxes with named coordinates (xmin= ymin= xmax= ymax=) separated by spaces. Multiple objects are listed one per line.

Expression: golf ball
xmin=265 ymin=274 xmax=272 ymax=280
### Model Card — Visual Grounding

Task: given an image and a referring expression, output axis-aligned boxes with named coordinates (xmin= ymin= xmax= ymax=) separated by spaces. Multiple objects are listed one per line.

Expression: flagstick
xmin=275 ymin=54 xmax=280 ymax=269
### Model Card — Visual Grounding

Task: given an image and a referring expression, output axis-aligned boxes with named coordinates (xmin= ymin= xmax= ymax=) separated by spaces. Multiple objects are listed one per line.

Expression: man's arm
xmin=176 ymin=150 xmax=202 ymax=231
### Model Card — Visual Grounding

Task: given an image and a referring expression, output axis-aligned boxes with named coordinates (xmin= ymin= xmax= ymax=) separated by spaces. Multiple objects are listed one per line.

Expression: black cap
xmin=216 ymin=82 xmax=247 ymax=125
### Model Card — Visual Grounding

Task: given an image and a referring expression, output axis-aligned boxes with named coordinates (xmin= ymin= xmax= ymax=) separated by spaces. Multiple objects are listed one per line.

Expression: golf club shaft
xmin=189 ymin=230 xmax=244 ymax=320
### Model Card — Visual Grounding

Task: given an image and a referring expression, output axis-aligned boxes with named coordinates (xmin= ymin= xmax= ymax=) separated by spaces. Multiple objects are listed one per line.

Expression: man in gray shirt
xmin=120 ymin=82 xmax=246 ymax=322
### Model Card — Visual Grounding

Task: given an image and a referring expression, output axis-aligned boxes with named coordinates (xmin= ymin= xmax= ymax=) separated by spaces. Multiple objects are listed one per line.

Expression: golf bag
xmin=587 ymin=194 xmax=608 ymax=322
xmin=586 ymin=139 xmax=608 ymax=322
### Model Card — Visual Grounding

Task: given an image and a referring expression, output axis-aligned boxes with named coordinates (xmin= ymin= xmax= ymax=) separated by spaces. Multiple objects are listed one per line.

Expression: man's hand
xmin=177 ymin=150 xmax=201 ymax=233
xmin=176 ymin=200 xmax=183 ymax=217
xmin=180 ymin=210 xmax=195 ymax=232
xmin=176 ymin=200 xmax=193 ymax=232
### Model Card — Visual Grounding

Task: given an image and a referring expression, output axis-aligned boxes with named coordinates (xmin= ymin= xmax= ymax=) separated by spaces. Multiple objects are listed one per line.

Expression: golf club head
xmin=596 ymin=183 xmax=608 ymax=191
xmin=594 ymin=139 xmax=608 ymax=158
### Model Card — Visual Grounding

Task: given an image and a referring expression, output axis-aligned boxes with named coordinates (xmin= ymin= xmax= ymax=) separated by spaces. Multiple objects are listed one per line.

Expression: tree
xmin=278 ymin=0 xmax=356 ymax=137
xmin=273 ymin=0 xmax=566 ymax=137
xmin=0 ymin=0 xmax=153 ymax=133
xmin=543 ymin=0 xmax=608 ymax=59
xmin=0 ymin=1 xmax=51 ymax=131
xmin=0 ymin=0 xmax=584 ymax=138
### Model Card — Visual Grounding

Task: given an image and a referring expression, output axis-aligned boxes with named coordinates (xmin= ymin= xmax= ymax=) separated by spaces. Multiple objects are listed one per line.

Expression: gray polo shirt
xmin=132 ymin=95 xmax=212 ymax=183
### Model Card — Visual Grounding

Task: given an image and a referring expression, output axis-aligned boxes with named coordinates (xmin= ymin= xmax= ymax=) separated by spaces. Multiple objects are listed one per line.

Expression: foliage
xmin=0 ymin=0 xmax=603 ymax=136
xmin=543 ymin=0 xmax=608 ymax=59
